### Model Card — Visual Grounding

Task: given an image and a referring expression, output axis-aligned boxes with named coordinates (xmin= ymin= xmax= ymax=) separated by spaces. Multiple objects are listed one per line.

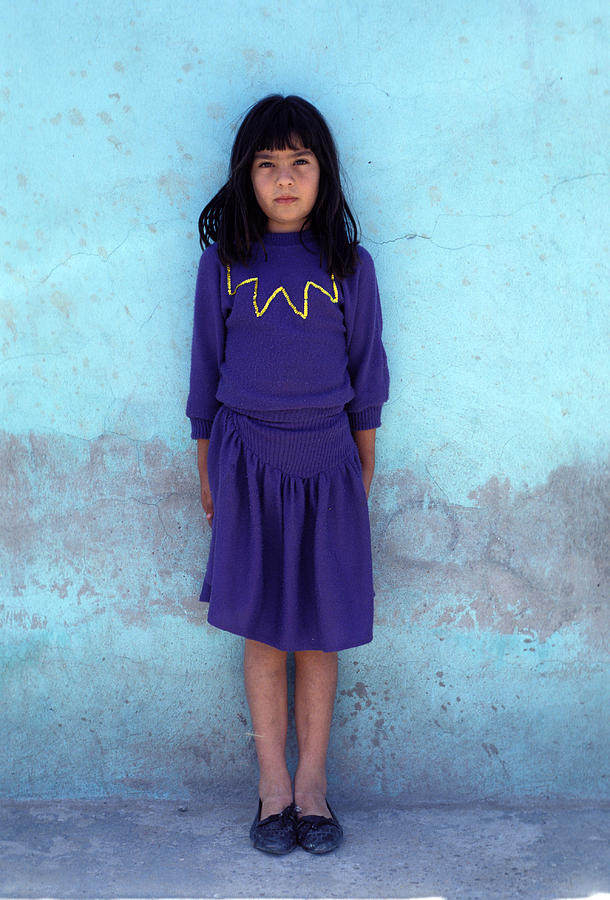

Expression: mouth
xmin=274 ymin=196 xmax=298 ymax=204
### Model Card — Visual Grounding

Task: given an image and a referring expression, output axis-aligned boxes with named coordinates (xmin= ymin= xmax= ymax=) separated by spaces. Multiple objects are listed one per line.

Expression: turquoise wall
xmin=1 ymin=0 xmax=608 ymax=801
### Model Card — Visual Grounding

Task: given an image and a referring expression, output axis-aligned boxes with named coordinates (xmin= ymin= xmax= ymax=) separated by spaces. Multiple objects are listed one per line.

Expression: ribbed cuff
xmin=190 ymin=417 xmax=215 ymax=439
xmin=347 ymin=406 xmax=382 ymax=431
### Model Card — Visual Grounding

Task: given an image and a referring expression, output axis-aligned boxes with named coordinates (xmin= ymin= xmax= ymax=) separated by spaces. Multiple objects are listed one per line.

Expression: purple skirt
xmin=200 ymin=404 xmax=374 ymax=652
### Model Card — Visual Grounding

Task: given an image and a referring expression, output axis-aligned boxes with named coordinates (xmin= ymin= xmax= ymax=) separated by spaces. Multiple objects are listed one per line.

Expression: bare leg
xmin=243 ymin=638 xmax=293 ymax=819
xmin=293 ymin=650 xmax=338 ymax=817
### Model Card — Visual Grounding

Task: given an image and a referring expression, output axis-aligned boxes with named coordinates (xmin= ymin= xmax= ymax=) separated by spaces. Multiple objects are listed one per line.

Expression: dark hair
xmin=198 ymin=94 xmax=359 ymax=278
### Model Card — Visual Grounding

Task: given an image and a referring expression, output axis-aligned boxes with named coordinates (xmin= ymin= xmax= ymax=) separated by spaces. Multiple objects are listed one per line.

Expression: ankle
xmin=294 ymin=768 xmax=327 ymax=798
xmin=259 ymin=762 xmax=291 ymax=787
xmin=258 ymin=773 xmax=293 ymax=803
xmin=293 ymin=786 xmax=330 ymax=819
xmin=259 ymin=786 xmax=293 ymax=803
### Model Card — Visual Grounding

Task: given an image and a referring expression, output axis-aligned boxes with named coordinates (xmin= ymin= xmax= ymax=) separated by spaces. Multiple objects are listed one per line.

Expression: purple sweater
xmin=186 ymin=231 xmax=389 ymax=439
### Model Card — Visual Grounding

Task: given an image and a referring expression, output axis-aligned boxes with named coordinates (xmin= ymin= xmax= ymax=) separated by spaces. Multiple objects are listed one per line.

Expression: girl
xmin=186 ymin=94 xmax=389 ymax=854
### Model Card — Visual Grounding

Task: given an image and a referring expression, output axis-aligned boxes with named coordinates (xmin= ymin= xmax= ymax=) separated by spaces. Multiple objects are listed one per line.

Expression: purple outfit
xmin=186 ymin=231 xmax=389 ymax=651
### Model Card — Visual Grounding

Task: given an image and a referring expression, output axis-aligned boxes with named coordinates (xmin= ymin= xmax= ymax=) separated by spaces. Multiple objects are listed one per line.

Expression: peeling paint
xmin=0 ymin=431 xmax=207 ymax=631
xmin=371 ymin=461 xmax=609 ymax=648
xmin=1 ymin=427 xmax=607 ymax=798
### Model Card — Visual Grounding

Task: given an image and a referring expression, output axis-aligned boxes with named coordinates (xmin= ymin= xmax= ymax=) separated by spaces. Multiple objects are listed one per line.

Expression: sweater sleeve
xmin=344 ymin=247 xmax=390 ymax=430
xmin=186 ymin=247 xmax=226 ymax=439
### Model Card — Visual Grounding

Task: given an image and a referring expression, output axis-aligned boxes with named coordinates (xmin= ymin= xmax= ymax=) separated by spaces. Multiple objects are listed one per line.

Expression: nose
xmin=275 ymin=163 xmax=294 ymax=186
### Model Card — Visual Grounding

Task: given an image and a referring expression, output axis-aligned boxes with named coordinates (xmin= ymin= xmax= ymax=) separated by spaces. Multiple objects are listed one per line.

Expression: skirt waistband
xmin=224 ymin=405 xmax=356 ymax=478
xmin=230 ymin=405 xmax=346 ymax=426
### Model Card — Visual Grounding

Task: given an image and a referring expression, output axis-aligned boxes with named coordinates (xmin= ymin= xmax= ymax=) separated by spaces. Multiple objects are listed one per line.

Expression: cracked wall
xmin=1 ymin=0 xmax=608 ymax=800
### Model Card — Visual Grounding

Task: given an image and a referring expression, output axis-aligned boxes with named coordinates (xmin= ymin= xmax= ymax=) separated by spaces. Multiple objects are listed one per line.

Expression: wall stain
xmin=370 ymin=460 xmax=609 ymax=648
xmin=1 ymin=431 xmax=607 ymax=650
xmin=206 ymin=103 xmax=225 ymax=120
xmin=157 ymin=172 xmax=190 ymax=206
xmin=0 ymin=300 xmax=17 ymax=340
xmin=0 ymin=431 xmax=207 ymax=629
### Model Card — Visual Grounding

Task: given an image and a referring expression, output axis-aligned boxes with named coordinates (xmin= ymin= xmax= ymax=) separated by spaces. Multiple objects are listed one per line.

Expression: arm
xmin=344 ymin=247 xmax=390 ymax=434
xmin=186 ymin=248 xmax=226 ymax=439
xmin=352 ymin=428 xmax=376 ymax=499
xmin=197 ymin=438 xmax=214 ymax=526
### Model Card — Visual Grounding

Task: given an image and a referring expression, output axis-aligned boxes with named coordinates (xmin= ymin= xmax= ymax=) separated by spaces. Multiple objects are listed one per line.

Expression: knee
xmin=245 ymin=638 xmax=287 ymax=672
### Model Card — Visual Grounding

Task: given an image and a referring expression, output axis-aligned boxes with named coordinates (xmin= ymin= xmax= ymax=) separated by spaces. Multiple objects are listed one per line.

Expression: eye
xmin=257 ymin=161 xmax=273 ymax=168
xmin=294 ymin=158 xmax=309 ymax=165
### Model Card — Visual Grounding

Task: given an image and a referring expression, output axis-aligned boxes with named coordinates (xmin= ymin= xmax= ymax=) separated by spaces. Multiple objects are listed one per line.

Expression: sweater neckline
xmin=262 ymin=230 xmax=317 ymax=247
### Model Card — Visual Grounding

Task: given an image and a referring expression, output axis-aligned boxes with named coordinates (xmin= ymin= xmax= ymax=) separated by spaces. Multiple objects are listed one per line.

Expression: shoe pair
xmin=250 ymin=798 xmax=343 ymax=855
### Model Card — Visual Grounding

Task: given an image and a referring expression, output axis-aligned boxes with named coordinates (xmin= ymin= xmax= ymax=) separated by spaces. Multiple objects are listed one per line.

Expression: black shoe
xmin=249 ymin=799 xmax=297 ymax=855
xmin=295 ymin=800 xmax=343 ymax=854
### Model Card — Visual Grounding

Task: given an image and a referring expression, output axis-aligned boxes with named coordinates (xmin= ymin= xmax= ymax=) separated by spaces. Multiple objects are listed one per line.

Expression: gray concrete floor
xmin=0 ymin=799 xmax=608 ymax=899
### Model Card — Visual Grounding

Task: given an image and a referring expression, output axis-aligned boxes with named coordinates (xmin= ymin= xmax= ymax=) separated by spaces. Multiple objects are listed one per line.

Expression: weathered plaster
xmin=0 ymin=431 xmax=607 ymax=800
xmin=1 ymin=0 xmax=608 ymax=799
xmin=372 ymin=461 xmax=609 ymax=647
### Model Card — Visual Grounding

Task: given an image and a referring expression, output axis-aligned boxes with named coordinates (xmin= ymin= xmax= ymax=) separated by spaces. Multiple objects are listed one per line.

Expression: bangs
xmin=252 ymin=108 xmax=315 ymax=154
xmin=233 ymin=96 xmax=330 ymax=167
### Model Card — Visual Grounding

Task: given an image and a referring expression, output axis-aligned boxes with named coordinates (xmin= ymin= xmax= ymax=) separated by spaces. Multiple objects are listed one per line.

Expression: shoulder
xmin=355 ymin=244 xmax=374 ymax=268
xmin=195 ymin=243 xmax=225 ymax=288
xmin=343 ymin=244 xmax=377 ymax=288
xmin=193 ymin=244 xmax=226 ymax=308
xmin=198 ymin=242 xmax=222 ymax=271
xmin=348 ymin=244 xmax=377 ymax=282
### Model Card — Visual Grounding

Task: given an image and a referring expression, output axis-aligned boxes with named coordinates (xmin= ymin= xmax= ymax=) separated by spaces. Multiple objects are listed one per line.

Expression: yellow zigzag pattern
xmin=226 ymin=266 xmax=338 ymax=319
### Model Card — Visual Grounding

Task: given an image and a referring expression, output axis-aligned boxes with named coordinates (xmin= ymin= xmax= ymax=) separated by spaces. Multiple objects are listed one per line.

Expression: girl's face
xmin=251 ymin=140 xmax=320 ymax=233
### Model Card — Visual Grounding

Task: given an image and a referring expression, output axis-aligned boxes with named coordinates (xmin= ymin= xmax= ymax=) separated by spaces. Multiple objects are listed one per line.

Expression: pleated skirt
xmin=199 ymin=404 xmax=374 ymax=652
